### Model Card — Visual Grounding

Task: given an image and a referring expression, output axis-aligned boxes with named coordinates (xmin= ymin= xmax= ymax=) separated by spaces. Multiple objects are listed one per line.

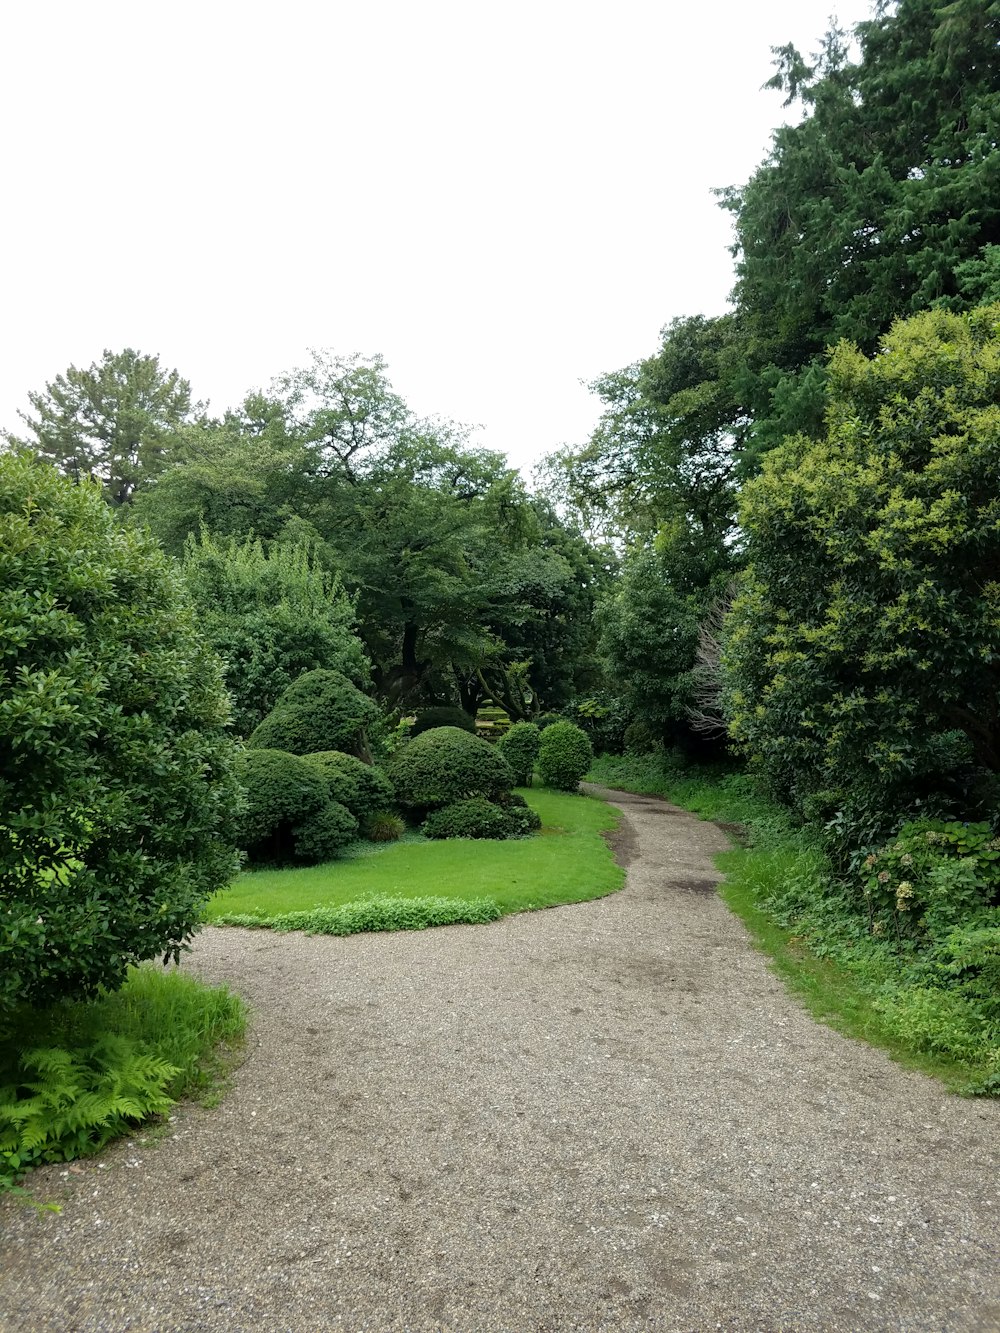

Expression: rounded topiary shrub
xmin=300 ymin=751 xmax=395 ymax=823
xmin=423 ymin=798 xmax=515 ymax=840
xmin=0 ymin=453 xmax=241 ymax=1023
xmin=387 ymin=726 xmax=514 ymax=814
xmin=497 ymin=721 xmax=541 ymax=786
xmin=537 ymin=721 xmax=593 ymax=791
xmin=292 ymin=800 xmax=359 ymax=863
xmin=496 ymin=790 xmax=542 ymax=834
xmin=237 ymin=749 xmax=331 ymax=863
xmin=247 ymin=670 xmax=382 ymax=761
xmin=410 ymin=706 xmax=476 ymax=737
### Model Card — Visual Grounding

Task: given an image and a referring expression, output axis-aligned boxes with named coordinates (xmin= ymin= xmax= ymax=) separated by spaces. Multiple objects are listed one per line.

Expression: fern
xmin=0 ymin=1037 xmax=179 ymax=1186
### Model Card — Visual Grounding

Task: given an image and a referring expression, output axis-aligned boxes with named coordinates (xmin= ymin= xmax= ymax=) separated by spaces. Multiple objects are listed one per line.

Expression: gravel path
xmin=2 ymin=787 xmax=998 ymax=1332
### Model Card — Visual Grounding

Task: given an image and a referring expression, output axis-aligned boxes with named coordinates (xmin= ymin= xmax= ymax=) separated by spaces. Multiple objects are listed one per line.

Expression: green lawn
xmin=205 ymin=788 xmax=623 ymax=925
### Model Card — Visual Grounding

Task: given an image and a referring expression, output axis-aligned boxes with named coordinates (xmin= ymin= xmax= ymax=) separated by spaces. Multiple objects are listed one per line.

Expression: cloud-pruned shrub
xmin=387 ymin=726 xmax=513 ymax=814
xmin=237 ymin=748 xmax=357 ymax=864
xmin=247 ymin=670 xmax=381 ymax=762
xmin=300 ymin=751 xmax=395 ymax=825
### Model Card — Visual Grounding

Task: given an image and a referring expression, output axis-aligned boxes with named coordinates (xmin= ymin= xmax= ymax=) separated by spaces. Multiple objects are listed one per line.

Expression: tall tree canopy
xmin=8 ymin=349 xmax=198 ymax=507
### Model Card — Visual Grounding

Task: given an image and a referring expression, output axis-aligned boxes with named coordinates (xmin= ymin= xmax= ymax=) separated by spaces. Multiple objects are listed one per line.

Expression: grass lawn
xmin=205 ymin=788 xmax=623 ymax=925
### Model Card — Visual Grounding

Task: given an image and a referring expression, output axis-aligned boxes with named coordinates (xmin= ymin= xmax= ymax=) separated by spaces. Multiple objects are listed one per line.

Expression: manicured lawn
xmin=205 ymin=788 xmax=623 ymax=924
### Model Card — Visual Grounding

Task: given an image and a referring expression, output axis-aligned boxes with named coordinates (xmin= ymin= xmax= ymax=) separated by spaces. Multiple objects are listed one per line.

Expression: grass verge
xmin=1 ymin=966 xmax=246 ymax=1197
xmin=589 ymin=754 xmax=999 ymax=1094
xmin=206 ymin=788 xmax=623 ymax=926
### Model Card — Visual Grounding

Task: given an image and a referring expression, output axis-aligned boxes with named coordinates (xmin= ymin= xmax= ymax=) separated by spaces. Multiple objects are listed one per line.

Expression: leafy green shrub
xmin=292 ymin=801 xmax=358 ymax=862
xmin=497 ymin=722 xmax=541 ymax=786
xmin=862 ymin=820 xmax=1000 ymax=938
xmin=387 ymin=726 xmax=514 ymax=814
xmin=495 ymin=790 xmax=542 ymax=834
xmin=410 ymin=706 xmax=475 ymax=736
xmin=423 ymin=798 xmax=515 ymax=840
xmin=237 ymin=749 xmax=330 ymax=863
xmin=538 ymin=721 xmax=594 ymax=791
xmin=362 ymin=812 xmax=406 ymax=842
xmin=216 ymin=895 xmax=503 ymax=935
xmin=0 ymin=453 xmax=241 ymax=1027
xmin=247 ymin=670 xmax=382 ymax=762
xmin=300 ymin=750 xmax=395 ymax=823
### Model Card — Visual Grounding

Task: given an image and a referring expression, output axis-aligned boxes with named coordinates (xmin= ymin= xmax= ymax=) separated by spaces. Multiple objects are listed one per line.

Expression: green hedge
xmin=387 ymin=726 xmax=513 ymax=813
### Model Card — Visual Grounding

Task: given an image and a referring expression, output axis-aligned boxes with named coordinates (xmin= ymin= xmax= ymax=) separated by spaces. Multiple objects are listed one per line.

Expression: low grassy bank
xmin=1 ymin=968 xmax=246 ymax=1196
xmin=590 ymin=754 xmax=1000 ymax=1095
xmin=206 ymin=787 xmax=624 ymax=931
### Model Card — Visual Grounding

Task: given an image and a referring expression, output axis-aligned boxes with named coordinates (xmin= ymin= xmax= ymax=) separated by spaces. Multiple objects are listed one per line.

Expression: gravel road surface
xmin=2 ymin=787 xmax=998 ymax=1332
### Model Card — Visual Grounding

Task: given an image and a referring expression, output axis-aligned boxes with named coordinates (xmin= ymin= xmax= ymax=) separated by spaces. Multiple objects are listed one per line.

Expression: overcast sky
xmin=1 ymin=1 xmax=875 ymax=474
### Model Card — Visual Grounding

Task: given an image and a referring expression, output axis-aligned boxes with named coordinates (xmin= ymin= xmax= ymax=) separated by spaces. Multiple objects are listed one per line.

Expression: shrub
xmin=495 ymin=790 xmax=542 ymax=834
xmin=237 ymin=749 xmax=330 ymax=864
xmin=215 ymin=895 xmax=503 ymax=936
xmin=300 ymin=751 xmax=395 ymax=823
xmin=247 ymin=670 xmax=381 ymax=762
xmin=292 ymin=801 xmax=359 ymax=863
xmin=423 ymin=798 xmax=515 ymax=840
xmin=0 ymin=453 xmax=241 ymax=1027
xmin=538 ymin=721 xmax=594 ymax=791
xmin=497 ymin=722 xmax=541 ymax=785
xmin=623 ymin=720 xmax=662 ymax=754
xmin=362 ymin=812 xmax=406 ymax=843
xmin=387 ymin=726 xmax=514 ymax=813
xmin=410 ymin=706 xmax=476 ymax=737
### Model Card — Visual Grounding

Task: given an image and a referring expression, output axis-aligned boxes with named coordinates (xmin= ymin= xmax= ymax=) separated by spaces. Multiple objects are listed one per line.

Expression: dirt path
xmin=2 ymin=788 xmax=998 ymax=1332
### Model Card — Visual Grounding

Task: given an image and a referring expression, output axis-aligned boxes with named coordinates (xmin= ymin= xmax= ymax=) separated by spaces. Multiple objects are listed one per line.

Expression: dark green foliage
xmin=215 ymin=894 xmax=504 ymax=936
xmin=387 ymin=726 xmax=514 ymax=813
xmin=0 ymin=454 xmax=241 ymax=1027
xmin=182 ymin=532 xmax=369 ymax=737
xmin=300 ymin=751 xmax=395 ymax=824
xmin=423 ymin=798 xmax=517 ymax=841
xmin=623 ymin=720 xmax=662 ymax=754
xmin=247 ymin=670 xmax=382 ymax=762
xmin=495 ymin=791 xmax=543 ymax=836
xmin=362 ymin=812 xmax=406 ymax=843
xmin=291 ymin=801 xmax=359 ymax=863
xmin=410 ymin=706 xmax=476 ymax=736
xmin=537 ymin=721 xmax=594 ymax=792
xmin=9 ymin=348 xmax=195 ymax=507
xmin=496 ymin=722 xmax=541 ymax=786
xmin=569 ymin=694 xmax=631 ymax=756
xmin=725 ymin=307 xmax=1000 ymax=851
xmin=534 ymin=713 xmax=566 ymax=731
xmin=237 ymin=749 xmax=330 ymax=864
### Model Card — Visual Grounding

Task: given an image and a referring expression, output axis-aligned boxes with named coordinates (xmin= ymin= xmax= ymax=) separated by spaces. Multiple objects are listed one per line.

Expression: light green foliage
xmin=291 ymin=801 xmax=358 ymax=863
xmin=0 ymin=967 xmax=245 ymax=1189
xmin=182 ymin=532 xmax=369 ymax=737
xmin=725 ymin=306 xmax=1000 ymax=851
xmin=248 ymin=670 xmax=382 ymax=763
xmin=423 ymin=798 xmax=526 ymax=841
xmin=0 ymin=454 xmax=241 ymax=1025
xmin=387 ymin=726 xmax=514 ymax=813
xmin=216 ymin=895 xmax=504 ymax=936
xmin=300 ymin=751 xmax=395 ymax=825
xmin=537 ymin=721 xmax=594 ymax=791
xmin=496 ymin=722 xmax=541 ymax=785
xmin=8 ymin=348 xmax=195 ymax=507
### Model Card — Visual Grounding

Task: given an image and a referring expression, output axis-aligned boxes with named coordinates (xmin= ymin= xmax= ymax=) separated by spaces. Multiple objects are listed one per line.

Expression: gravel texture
xmin=2 ymin=786 xmax=999 ymax=1332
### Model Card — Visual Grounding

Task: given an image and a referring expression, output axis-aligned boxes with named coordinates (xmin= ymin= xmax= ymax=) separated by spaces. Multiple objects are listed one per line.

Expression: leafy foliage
xmin=423 ymin=798 xmax=524 ymax=841
xmin=537 ymin=721 xmax=594 ymax=792
xmin=236 ymin=748 xmax=331 ymax=865
xmin=496 ymin=721 xmax=541 ymax=785
xmin=410 ymin=706 xmax=476 ymax=736
xmin=387 ymin=726 xmax=514 ymax=813
xmin=182 ymin=532 xmax=368 ymax=737
xmin=0 ymin=454 xmax=241 ymax=1026
xmin=724 ymin=306 xmax=1000 ymax=850
xmin=247 ymin=670 xmax=382 ymax=763
xmin=291 ymin=801 xmax=359 ymax=863
xmin=299 ymin=751 xmax=395 ymax=825
xmin=214 ymin=895 xmax=504 ymax=936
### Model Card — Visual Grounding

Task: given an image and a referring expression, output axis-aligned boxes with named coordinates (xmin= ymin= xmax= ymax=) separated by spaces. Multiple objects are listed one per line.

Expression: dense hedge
xmin=237 ymin=749 xmax=331 ymax=863
xmin=387 ymin=726 xmax=514 ymax=813
xmin=247 ymin=670 xmax=381 ymax=762
xmin=538 ymin=721 xmax=594 ymax=791
xmin=0 ymin=454 xmax=241 ymax=1025
xmin=496 ymin=722 xmax=541 ymax=786
xmin=423 ymin=798 xmax=515 ymax=840
xmin=300 ymin=750 xmax=395 ymax=824
xmin=291 ymin=801 xmax=359 ymax=862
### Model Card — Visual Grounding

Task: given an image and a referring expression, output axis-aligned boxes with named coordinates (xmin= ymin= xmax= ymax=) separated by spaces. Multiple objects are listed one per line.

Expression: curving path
xmin=2 ymin=788 xmax=998 ymax=1332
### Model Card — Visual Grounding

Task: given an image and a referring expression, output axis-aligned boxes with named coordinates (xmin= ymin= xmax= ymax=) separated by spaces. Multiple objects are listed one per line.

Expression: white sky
xmin=1 ymin=1 xmax=875 ymax=474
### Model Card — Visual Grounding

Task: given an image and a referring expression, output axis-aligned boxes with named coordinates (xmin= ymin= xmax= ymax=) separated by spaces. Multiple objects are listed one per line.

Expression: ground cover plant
xmin=1 ymin=966 xmax=246 ymax=1194
xmin=590 ymin=753 xmax=1000 ymax=1095
xmin=206 ymin=789 xmax=622 ymax=929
